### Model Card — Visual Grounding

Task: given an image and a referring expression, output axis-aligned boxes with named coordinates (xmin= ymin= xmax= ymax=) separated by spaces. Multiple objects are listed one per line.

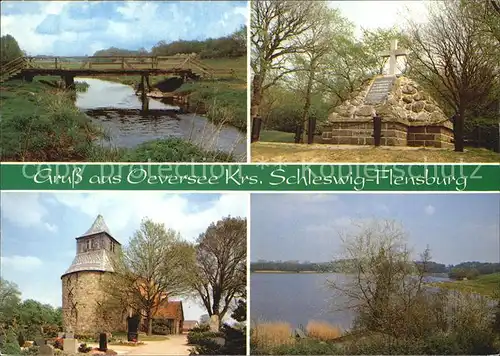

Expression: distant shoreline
xmin=251 ymin=270 xmax=330 ymax=274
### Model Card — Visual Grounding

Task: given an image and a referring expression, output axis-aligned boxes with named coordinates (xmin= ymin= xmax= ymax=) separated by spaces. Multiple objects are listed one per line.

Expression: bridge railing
xmin=24 ymin=55 xmax=235 ymax=78
xmin=0 ymin=56 xmax=29 ymax=81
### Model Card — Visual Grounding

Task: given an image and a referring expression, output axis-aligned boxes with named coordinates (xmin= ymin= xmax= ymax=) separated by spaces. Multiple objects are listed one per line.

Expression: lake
xmin=250 ymin=272 xmax=452 ymax=330
xmin=74 ymin=78 xmax=246 ymax=160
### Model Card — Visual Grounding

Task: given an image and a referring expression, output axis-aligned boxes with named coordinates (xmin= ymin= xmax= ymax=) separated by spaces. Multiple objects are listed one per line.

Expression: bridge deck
xmin=21 ymin=68 xmax=194 ymax=76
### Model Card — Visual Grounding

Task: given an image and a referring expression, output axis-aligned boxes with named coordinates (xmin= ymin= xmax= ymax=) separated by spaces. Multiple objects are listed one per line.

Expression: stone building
xmin=319 ymin=40 xmax=454 ymax=148
xmin=61 ymin=215 xmax=125 ymax=334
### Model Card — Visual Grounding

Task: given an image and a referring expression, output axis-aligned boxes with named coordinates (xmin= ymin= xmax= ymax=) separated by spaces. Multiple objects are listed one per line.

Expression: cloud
xmin=1 ymin=193 xmax=58 ymax=232
xmin=2 ymin=255 xmax=43 ymax=272
xmin=51 ymin=192 xmax=247 ymax=242
xmin=0 ymin=1 xmax=247 ymax=56
xmin=424 ymin=205 xmax=436 ymax=216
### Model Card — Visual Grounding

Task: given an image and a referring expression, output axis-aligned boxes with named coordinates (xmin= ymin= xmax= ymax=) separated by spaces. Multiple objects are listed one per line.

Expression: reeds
xmin=251 ymin=321 xmax=294 ymax=351
xmin=305 ymin=320 xmax=342 ymax=341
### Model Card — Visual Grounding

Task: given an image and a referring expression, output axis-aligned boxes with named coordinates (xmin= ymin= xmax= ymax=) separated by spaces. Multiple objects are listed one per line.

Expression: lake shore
xmin=251 ymin=270 xmax=331 ymax=274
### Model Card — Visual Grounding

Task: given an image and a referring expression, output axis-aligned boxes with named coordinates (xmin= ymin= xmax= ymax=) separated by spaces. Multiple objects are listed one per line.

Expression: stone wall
xmin=62 ymin=271 xmax=126 ymax=334
xmin=408 ymin=126 xmax=454 ymax=148
xmin=320 ymin=121 xmax=408 ymax=146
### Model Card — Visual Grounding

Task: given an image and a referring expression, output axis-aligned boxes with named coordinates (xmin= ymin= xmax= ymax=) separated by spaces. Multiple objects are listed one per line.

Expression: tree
xmin=0 ymin=35 xmax=23 ymax=63
xmin=105 ymin=218 xmax=193 ymax=335
xmin=406 ymin=1 xmax=499 ymax=152
xmin=0 ymin=279 xmax=21 ymax=332
xmin=289 ymin=5 xmax=351 ymax=143
xmin=328 ymin=219 xmax=496 ymax=349
xmin=251 ymin=1 xmax=321 ymax=120
xmin=191 ymin=216 xmax=247 ymax=325
xmin=0 ymin=328 xmax=21 ymax=355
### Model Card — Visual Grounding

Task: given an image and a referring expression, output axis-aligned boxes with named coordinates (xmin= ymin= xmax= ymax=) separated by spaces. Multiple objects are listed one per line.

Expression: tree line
xmin=0 ymin=282 xmax=62 ymax=346
xmin=94 ymin=26 xmax=246 ymax=59
xmin=251 ymin=1 xmax=500 ymax=151
xmin=251 ymin=259 xmax=500 ymax=279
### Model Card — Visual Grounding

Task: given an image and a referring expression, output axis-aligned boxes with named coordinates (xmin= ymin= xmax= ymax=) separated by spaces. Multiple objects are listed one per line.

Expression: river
xmin=250 ymin=273 xmax=454 ymax=330
xmin=74 ymin=78 xmax=246 ymax=160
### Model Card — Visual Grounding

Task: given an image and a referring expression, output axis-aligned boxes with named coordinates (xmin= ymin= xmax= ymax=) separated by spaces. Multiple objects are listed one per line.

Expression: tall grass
xmin=251 ymin=321 xmax=294 ymax=352
xmin=305 ymin=320 xmax=342 ymax=341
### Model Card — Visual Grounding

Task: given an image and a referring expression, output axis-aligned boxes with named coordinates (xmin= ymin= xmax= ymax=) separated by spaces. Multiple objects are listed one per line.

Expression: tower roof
xmin=76 ymin=214 xmax=121 ymax=245
xmin=79 ymin=214 xmax=112 ymax=238
xmin=62 ymin=249 xmax=116 ymax=277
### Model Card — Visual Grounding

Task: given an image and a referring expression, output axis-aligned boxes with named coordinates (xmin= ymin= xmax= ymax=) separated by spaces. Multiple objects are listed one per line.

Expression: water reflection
xmin=75 ymin=77 xmax=246 ymax=160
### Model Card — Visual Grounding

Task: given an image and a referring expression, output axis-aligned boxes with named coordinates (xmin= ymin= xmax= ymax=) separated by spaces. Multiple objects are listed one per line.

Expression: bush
xmin=191 ymin=324 xmax=210 ymax=333
xmin=21 ymin=345 xmax=39 ymax=355
xmin=187 ymin=331 xmax=223 ymax=345
xmin=42 ymin=324 xmax=60 ymax=338
xmin=152 ymin=319 xmax=171 ymax=335
xmin=463 ymin=116 xmax=499 ymax=152
xmin=121 ymin=138 xmax=234 ymax=162
xmin=78 ymin=343 xmax=92 ymax=353
xmin=1 ymin=329 xmax=21 ymax=355
xmin=74 ymin=333 xmax=96 ymax=342
xmin=52 ymin=337 xmax=63 ymax=350
xmin=272 ymin=339 xmax=343 ymax=355
xmin=17 ymin=331 xmax=25 ymax=347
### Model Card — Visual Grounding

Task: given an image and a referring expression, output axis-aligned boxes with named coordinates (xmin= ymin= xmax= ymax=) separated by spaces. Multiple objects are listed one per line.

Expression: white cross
xmin=380 ymin=39 xmax=409 ymax=76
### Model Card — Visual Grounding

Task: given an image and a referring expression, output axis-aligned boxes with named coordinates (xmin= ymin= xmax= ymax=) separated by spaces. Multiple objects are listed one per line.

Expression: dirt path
xmin=88 ymin=335 xmax=191 ymax=355
xmin=127 ymin=335 xmax=191 ymax=355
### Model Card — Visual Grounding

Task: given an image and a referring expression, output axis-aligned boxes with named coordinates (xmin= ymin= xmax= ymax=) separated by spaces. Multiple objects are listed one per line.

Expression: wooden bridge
xmin=0 ymin=54 xmax=234 ymax=87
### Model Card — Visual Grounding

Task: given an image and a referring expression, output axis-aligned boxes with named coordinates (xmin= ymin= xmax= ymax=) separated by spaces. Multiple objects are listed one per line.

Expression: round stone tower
xmin=61 ymin=214 xmax=123 ymax=334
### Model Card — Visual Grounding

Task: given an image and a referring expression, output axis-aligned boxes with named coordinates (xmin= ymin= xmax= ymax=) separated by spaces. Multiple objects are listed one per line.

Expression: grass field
xmin=432 ymin=273 xmax=500 ymax=297
xmin=259 ymin=130 xmax=296 ymax=143
xmin=251 ymin=141 xmax=500 ymax=163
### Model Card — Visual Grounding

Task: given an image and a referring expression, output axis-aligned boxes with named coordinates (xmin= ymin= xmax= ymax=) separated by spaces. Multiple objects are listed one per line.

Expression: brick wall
xmin=408 ymin=126 xmax=454 ymax=148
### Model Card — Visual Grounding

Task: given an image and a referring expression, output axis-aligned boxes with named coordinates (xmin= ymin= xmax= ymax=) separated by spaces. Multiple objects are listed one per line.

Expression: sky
xmin=0 ymin=192 xmax=248 ymax=321
xmin=330 ymin=1 xmax=430 ymax=37
xmin=0 ymin=1 xmax=248 ymax=56
xmin=251 ymin=194 xmax=500 ymax=266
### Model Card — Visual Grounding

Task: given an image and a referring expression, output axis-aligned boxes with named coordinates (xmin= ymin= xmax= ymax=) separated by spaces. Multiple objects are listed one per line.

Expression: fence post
xmin=55 ymin=57 xmax=58 ymax=69
xmin=307 ymin=118 xmax=316 ymax=144
xmin=373 ymin=115 xmax=383 ymax=146
xmin=251 ymin=117 xmax=262 ymax=143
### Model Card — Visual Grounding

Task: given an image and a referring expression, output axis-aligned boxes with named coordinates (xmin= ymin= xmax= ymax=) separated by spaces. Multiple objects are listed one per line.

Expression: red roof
xmin=154 ymin=301 xmax=184 ymax=321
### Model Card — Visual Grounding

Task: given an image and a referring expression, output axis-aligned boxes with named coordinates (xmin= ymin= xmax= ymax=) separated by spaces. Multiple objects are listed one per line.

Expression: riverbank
xmin=96 ymin=57 xmax=247 ymax=131
xmin=429 ymin=272 xmax=500 ymax=297
xmin=0 ymin=78 xmax=236 ymax=162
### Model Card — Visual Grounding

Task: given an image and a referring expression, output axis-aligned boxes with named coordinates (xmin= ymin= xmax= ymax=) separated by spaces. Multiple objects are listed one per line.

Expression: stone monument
xmin=39 ymin=344 xmax=55 ymax=356
xmin=209 ymin=315 xmax=220 ymax=332
xmin=63 ymin=337 xmax=79 ymax=354
xmin=319 ymin=39 xmax=453 ymax=148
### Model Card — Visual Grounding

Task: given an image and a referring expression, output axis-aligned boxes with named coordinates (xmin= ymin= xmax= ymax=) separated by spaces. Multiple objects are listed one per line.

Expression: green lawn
xmin=432 ymin=273 xmax=500 ymax=297
xmin=259 ymin=130 xmax=296 ymax=143
xmin=111 ymin=332 xmax=169 ymax=342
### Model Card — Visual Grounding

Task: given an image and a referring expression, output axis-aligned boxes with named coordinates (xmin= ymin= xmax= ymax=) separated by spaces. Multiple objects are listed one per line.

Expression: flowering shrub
xmin=53 ymin=338 xmax=63 ymax=350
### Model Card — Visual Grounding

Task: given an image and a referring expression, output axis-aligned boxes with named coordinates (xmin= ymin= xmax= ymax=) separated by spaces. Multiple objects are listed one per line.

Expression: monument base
xmin=320 ymin=121 xmax=453 ymax=148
